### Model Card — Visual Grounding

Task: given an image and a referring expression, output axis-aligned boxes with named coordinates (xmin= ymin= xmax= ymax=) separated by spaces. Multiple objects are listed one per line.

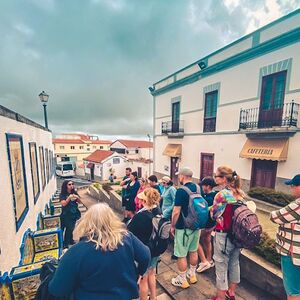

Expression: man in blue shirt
xmin=171 ymin=167 xmax=200 ymax=289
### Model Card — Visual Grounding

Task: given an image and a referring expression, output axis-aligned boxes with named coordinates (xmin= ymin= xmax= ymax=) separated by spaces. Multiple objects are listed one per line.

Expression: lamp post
xmin=39 ymin=91 xmax=49 ymax=129
xmin=147 ymin=133 xmax=151 ymax=176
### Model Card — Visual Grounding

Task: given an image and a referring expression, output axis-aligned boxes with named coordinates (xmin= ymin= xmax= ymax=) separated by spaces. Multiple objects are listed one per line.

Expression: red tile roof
xmin=91 ymin=140 xmax=112 ymax=145
xmin=53 ymin=138 xmax=112 ymax=145
xmin=115 ymin=140 xmax=153 ymax=148
xmin=83 ymin=150 xmax=114 ymax=163
xmin=52 ymin=138 xmax=83 ymax=144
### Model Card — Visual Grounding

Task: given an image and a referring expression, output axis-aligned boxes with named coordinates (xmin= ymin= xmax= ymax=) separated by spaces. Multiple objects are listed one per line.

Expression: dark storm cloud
xmin=0 ymin=0 xmax=298 ymax=137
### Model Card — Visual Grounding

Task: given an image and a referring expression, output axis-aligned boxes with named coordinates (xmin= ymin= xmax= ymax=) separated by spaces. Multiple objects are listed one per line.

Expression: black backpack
xmin=146 ymin=211 xmax=171 ymax=257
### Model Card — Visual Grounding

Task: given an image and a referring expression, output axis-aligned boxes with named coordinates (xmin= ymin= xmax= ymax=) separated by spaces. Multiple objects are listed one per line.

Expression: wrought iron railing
xmin=203 ymin=117 xmax=216 ymax=132
xmin=239 ymin=101 xmax=299 ymax=130
xmin=161 ymin=120 xmax=184 ymax=134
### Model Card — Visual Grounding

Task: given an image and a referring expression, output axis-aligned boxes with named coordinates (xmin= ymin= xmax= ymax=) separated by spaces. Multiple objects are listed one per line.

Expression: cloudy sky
xmin=0 ymin=0 xmax=299 ymax=139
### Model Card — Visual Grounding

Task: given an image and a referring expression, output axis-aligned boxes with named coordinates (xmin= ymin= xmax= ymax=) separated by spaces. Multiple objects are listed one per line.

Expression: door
xmin=251 ymin=159 xmax=278 ymax=189
xmin=258 ymin=71 xmax=287 ymax=128
xmin=172 ymin=102 xmax=180 ymax=133
xmin=170 ymin=157 xmax=179 ymax=185
xmin=200 ymin=153 xmax=214 ymax=180
xmin=137 ymin=167 xmax=142 ymax=178
xmin=90 ymin=165 xmax=95 ymax=181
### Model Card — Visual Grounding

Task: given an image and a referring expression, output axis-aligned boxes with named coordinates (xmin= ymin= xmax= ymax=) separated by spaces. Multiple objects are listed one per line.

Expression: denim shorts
xmin=281 ymin=255 xmax=300 ymax=296
xmin=213 ymin=232 xmax=241 ymax=291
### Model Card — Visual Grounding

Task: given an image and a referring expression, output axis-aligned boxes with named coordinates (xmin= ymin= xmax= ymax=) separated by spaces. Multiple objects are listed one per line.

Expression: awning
xmin=163 ymin=144 xmax=182 ymax=157
xmin=86 ymin=162 xmax=95 ymax=169
xmin=240 ymin=138 xmax=289 ymax=161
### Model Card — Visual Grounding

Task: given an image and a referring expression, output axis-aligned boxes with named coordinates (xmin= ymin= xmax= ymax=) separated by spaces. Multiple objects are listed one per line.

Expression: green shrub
xmin=252 ymin=232 xmax=281 ymax=267
xmin=92 ymin=182 xmax=101 ymax=190
xmin=107 ymin=181 xmax=121 ymax=186
xmin=248 ymin=187 xmax=295 ymax=207
xmin=115 ymin=190 xmax=122 ymax=196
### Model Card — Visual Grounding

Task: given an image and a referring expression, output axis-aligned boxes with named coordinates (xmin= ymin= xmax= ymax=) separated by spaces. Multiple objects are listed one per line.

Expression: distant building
xmin=83 ymin=150 xmax=127 ymax=181
xmin=0 ymin=105 xmax=56 ymax=272
xmin=53 ymin=133 xmax=111 ymax=175
xmin=149 ymin=10 xmax=300 ymax=192
xmin=110 ymin=139 xmax=153 ymax=178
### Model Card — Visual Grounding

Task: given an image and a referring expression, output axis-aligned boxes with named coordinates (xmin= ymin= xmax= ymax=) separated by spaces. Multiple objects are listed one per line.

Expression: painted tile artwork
xmin=12 ymin=274 xmax=40 ymax=299
xmin=6 ymin=134 xmax=28 ymax=228
xmin=34 ymin=233 xmax=59 ymax=252
xmin=0 ymin=283 xmax=12 ymax=300
xmin=29 ymin=143 xmax=40 ymax=203
xmin=33 ymin=249 xmax=59 ymax=262
xmin=22 ymin=235 xmax=34 ymax=265
xmin=39 ymin=146 xmax=46 ymax=189
xmin=43 ymin=216 xmax=61 ymax=229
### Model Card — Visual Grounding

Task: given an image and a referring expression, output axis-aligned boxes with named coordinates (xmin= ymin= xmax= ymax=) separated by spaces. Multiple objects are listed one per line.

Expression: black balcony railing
xmin=203 ymin=117 xmax=216 ymax=132
xmin=239 ymin=101 xmax=299 ymax=130
xmin=162 ymin=120 xmax=184 ymax=135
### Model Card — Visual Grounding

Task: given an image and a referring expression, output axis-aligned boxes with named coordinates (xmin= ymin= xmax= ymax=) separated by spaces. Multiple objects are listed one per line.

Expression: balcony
xmin=161 ymin=120 xmax=184 ymax=138
xmin=239 ymin=101 xmax=299 ymax=136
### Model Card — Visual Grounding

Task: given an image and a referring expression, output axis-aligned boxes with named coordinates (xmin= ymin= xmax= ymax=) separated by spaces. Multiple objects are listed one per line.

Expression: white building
xmin=110 ymin=139 xmax=153 ymax=177
xmin=0 ymin=105 xmax=56 ymax=272
xmin=149 ymin=10 xmax=300 ymax=192
xmin=83 ymin=150 xmax=127 ymax=181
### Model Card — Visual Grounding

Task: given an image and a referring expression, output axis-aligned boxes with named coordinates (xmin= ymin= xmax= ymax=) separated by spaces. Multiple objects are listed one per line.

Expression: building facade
xmin=150 ymin=10 xmax=300 ymax=192
xmin=0 ymin=105 xmax=56 ymax=272
xmin=53 ymin=133 xmax=111 ymax=175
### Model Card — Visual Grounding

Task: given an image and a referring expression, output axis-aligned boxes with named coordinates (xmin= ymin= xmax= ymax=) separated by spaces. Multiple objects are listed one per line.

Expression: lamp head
xmin=39 ymin=91 xmax=49 ymax=103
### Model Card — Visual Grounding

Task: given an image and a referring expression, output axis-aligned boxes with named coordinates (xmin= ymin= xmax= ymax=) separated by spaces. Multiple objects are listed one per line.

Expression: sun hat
xmin=175 ymin=167 xmax=193 ymax=177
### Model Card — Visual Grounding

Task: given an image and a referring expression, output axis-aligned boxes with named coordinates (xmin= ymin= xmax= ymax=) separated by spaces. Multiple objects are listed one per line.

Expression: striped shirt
xmin=270 ymin=198 xmax=300 ymax=266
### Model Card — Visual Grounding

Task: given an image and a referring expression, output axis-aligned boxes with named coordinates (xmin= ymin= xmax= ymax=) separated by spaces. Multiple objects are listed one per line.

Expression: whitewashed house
xmin=149 ymin=10 xmax=300 ymax=192
xmin=83 ymin=150 xmax=127 ymax=181
xmin=110 ymin=140 xmax=153 ymax=178
xmin=0 ymin=105 xmax=56 ymax=272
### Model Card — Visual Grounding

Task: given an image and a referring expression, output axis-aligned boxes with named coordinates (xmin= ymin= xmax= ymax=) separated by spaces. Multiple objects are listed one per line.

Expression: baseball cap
xmin=201 ymin=177 xmax=217 ymax=187
xmin=175 ymin=167 xmax=193 ymax=177
xmin=285 ymin=174 xmax=300 ymax=186
xmin=160 ymin=176 xmax=171 ymax=184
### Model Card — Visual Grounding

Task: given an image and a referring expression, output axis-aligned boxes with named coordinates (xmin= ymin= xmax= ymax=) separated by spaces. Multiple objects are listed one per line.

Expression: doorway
xmin=250 ymin=159 xmax=278 ymax=189
xmin=170 ymin=157 xmax=179 ymax=185
xmin=200 ymin=153 xmax=214 ymax=180
xmin=90 ymin=165 xmax=95 ymax=181
xmin=137 ymin=167 xmax=142 ymax=178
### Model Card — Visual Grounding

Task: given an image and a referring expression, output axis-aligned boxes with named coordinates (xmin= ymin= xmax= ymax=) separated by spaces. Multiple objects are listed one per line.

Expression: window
xmin=79 ymin=146 xmax=84 ymax=150
xmin=87 ymin=148 xmax=90 ymax=151
xmin=70 ymin=146 xmax=75 ymax=150
xmin=60 ymin=146 xmax=65 ymax=150
xmin=135 ymin=149 xmax=139 ymax=154
xmin=93 ymin=146 xmax=96 ymax=149
xmin=100 ymin=146 xmax=103 ymax=149
xmin=172 ymin=101 xmax=180 ymax=132
xmin=113 ymin=158 xmax=120 ymax=164
xmin=203 ymin=91 xmax=218 ymax=132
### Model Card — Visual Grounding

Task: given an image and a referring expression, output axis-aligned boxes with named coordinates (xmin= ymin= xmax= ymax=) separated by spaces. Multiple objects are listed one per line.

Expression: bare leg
xmin=203 ymin=233 xmax=212 ymax=262
xmin=139 ymin=273 xmax=149 ymax=300
xmin=189 ymin=251 xmax=198 ymax=266
xmin=148 ymin=268 xmax=156 ymax=300
xmin=177 ymin=257 xmax=188 ymax=272
xmin=197 ymin=243 xmax=208 ymax=263
xmin=227 ymin=282 xmax=237 ymax=297
xmin=216 ymin=288 xmax=226 ymax=300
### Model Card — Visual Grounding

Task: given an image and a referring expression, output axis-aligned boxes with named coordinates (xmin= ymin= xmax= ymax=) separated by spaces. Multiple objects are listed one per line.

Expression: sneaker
xmin=186 ymin=271 xmax=197 ymax=284
xmin=225 ymin=291 xmax=235 ymax=300
xmin=171 ymin=275 xmax=190 ymax=289
xmin=209 ymin=260 xmax=215 ymax=267
xmin=196 ymin=261 xmax=211 ymax=273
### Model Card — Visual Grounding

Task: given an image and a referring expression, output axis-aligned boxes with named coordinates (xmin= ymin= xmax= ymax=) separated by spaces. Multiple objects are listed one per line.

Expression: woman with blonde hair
xmin=209 ymin=166 xmax=244 ymax=300
xmin=48 ymin=203 xmax=150 ymax=300
xmin=134 ymin=177 xmax=149 ymax=212
xmin=128 ymin=188 xmax=161 ymax=300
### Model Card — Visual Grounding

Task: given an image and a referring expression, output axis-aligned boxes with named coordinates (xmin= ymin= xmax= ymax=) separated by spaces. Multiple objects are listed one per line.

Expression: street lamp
xmin=147 ymin=133 xmax=151 ymax=176
xmin=39 ymin=91 xmax=49 ymax=129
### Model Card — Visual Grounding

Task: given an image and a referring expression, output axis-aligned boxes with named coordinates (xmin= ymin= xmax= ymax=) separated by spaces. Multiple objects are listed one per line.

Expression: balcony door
xmin=204 ymin=91 xmax=218 ymax=132
xmin=172 ymin=101 xmax=180 ymax=133
xmin=258 ymin=71 xmax=287 ymax=128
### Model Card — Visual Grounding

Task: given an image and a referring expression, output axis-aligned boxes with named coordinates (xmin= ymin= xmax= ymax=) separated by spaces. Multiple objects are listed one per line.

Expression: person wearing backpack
xmin=170 ymin=167 xmax=207 ymax=289
xmin=270 ymin=174 xmax=300 ymax=300
xmin=127 ymin=188 xmax=166 ymax=300
xmin=209 ymin=166 xmax=245 ymax=300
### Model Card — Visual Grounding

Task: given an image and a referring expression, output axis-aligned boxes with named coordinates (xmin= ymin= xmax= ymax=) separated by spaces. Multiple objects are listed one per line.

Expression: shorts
xmin=148 ymin=256 xmax=160 ymax=270
xmin=124 ymin=198 xmax=135 ymax=212
xmin=174 ymin=229 xmax=200 ymax=257
xmin=281 ymin=255 xmax=300 ymax=296
xmin=213 ymin=232 xmax=241 ymax=291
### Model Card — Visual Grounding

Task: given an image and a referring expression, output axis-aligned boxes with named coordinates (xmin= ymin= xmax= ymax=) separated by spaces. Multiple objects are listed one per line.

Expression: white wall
xmin=0 ymin=115 xmax=56 ymax=273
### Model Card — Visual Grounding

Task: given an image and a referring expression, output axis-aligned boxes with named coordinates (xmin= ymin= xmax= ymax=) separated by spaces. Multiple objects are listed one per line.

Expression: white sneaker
xmin=196 ymin=261 xmax=211 ymax=273
xmin=210 ymin=260 xmax=215 ymax=268
xmin=186 ymin=271 xmax=197 ymax=284
xmin=171 ymin=275 xmax=190 ymax=289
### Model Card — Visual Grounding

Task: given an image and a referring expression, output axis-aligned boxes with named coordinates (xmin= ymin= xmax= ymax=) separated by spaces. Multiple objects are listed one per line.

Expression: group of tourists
xmin=46 ymin=167 xmax=300 ymax=300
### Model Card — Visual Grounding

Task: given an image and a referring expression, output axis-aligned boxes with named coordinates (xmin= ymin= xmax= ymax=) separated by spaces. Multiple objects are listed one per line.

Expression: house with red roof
xmin=83 ymin=150 xmax=127 ymax=181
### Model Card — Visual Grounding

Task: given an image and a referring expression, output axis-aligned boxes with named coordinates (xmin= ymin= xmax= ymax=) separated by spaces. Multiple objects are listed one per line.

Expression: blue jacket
xmin=161 ymin=186 xmax=176 ymax=220
xmin=49 ymin=232 xmax=150 ymax=300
